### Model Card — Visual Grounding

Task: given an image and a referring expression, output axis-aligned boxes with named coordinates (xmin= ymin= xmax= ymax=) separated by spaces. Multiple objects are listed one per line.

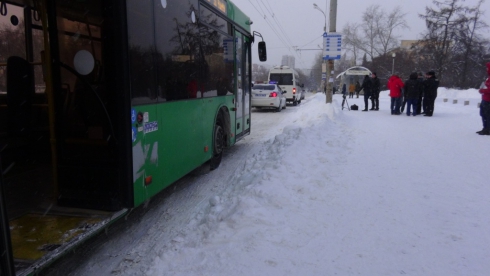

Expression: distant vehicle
xmin=268 ymin=66 xmax=304 ymax=106
xmin=251 ymin=84 xmax=287 ymax=112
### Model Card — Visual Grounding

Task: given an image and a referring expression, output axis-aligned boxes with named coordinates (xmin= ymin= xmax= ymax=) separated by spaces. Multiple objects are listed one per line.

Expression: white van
xmin=268 ymin=66 xmax=303 ymax=106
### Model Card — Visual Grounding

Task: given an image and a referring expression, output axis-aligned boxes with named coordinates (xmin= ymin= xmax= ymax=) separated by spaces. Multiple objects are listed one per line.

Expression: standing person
xmin=359 ymin=75 xmax=373 ymax=111
xmin=416 ymin=72 xmax=425 ymax=114
xmin=423 ymin=71 xmax=439 ymax=116
xmin=341 ymin=82 xmax=346 ymax=96
xmin=348 ymin=82 xmax=355 ymax=98
xmin=387 ymin=74 xmax=404 ymax=115
xmin=355 ymin=81 xmax=361 ymax=98
xmin=404 ymin=72 xmax=422 ymax=116
xmin=477 ymin=62 xmax=490 ymax=135
xmin=370 ymin=72 xmax=381 ymax=110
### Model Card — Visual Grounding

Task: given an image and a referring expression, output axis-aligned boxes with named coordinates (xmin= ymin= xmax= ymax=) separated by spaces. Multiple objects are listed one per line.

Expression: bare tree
xmin=341 ymin=5 xmax=408 ymax=66
xmin=341 ymin=22 xmax=362 ymax=64
xmin=377 ymin=6 xmax=409 ymax=54
xmin=359 ymin=5 xmax=384 ymax=62
xmin=418 ymin=0 xmax=467 ymax=82
xmin=453 ymin=0 xmax=488 ymax=88
xmin=415 ymin=0 xmax=490 ymax=87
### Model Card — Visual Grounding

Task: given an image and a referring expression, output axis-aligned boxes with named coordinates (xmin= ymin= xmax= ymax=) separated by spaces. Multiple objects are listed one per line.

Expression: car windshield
xmin=252 ymin=85 xmax=276 ymax=90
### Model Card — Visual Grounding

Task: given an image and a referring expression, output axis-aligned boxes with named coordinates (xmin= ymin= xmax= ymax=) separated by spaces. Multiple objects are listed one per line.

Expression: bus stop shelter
xmin=335 ymin=66 xmax=372 ymax=94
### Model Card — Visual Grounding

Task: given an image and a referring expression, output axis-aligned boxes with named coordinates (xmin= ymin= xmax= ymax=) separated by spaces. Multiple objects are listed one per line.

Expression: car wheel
xmin=210 ymin=114 xmax=225 ymax=170
xmin=276 ymin=104 xmax=282 ymax=112
xmin=293 ymin=100 xmax=298 ymax=106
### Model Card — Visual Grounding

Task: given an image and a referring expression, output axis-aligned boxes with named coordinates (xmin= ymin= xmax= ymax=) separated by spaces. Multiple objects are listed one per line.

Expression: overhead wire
xmin=246 ymin=0 xmax=291 ymax=55
xmin=254 ymin=0 xmax=308 ymax=68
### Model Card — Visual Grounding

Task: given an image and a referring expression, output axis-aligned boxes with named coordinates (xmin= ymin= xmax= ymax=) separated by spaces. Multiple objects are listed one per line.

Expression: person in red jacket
xmin=477 ymin=62 xmax=490 ymax=135
xmin=387 ymin=74 xmax=404 ymax=115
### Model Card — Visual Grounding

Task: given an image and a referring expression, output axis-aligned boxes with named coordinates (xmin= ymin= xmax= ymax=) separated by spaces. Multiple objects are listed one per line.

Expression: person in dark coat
xmin=416 ymin=72 xmax=425 ymax=114
xmin=359 ymin=75 xmax=373 ymax=111
xmin=404 ymin=72 xmax=422 ymax=116
xmin=477 ymin=62 xmax=490 ymax=135
xmin=423 ymin=71 xmax=439 ymax=116
xmin=370 ymin=72 xmax=381 ymax=110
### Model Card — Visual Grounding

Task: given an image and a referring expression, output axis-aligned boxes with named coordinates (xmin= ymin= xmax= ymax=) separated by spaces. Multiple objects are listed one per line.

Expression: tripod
xmin=341 ymin=94 xmax=350 ymax=110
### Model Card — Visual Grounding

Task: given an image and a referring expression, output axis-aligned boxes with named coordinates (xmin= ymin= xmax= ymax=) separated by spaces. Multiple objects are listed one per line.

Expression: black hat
xmin=426 ymin=71 xmax=436 ymax=77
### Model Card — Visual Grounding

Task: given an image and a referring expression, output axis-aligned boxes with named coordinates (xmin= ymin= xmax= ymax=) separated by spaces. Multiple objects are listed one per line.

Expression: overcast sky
xmin=238 ymin=0 xmax=489 ymax=70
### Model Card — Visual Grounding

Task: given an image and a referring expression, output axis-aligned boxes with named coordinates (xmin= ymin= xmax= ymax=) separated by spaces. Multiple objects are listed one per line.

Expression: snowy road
xmin=43 ymin=90 xmax=490 ymax=276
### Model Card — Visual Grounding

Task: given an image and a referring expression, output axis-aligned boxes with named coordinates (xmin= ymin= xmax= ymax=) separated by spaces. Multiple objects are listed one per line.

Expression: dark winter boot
xmin=478 ymin=128 xmax=490 ymax=135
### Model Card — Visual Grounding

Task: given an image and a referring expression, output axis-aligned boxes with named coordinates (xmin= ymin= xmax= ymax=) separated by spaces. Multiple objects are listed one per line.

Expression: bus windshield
xmin=269 ymin=73 xmax=293 ymax=85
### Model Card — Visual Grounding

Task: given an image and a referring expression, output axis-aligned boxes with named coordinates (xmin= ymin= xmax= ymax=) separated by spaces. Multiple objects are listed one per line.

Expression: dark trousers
xmin=390 ymin=97 xmax=402 ymax=114
xmin=480 ymin=100 xmax=490 ymax=129
xmin=370 ymin=98 xmax=379 ymax=109
xmin=349 ymin=92 xmax=354 ymax=98
xmin=406 ymin=99 xmax=418 ymax=115
xmin=416 ymin=97 xmax=424 ymax=113
xmin=423 ymin=96 xmax=436 ymax=115
xmin=364 ymin=94 xmax=371 ymax=110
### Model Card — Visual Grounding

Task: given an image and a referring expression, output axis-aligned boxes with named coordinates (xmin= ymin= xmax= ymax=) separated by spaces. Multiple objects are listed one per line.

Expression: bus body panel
xmin=131 ymin=97 xmax=235 ymax=207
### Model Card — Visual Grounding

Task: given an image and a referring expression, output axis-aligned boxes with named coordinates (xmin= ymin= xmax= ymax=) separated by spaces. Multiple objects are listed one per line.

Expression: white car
xmin=251 ymin=84 xmax=287 ymax=112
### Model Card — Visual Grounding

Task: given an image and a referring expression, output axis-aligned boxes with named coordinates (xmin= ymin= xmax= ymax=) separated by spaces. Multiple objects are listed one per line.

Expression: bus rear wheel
xmin=210 ymin=115 xmax=225 ymax=170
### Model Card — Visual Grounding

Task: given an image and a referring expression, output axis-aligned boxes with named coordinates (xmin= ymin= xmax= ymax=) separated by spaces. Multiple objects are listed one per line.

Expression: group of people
xmin=352 ymin=72 xmax=381 ymax=111
xmin=387 ymin=71 xmax=439 ymax=116
xmin=347 ymin=82 xmax=360 ymax=99
xmin=337 ymin=65 xmax=490 ymax=137
xmin=339 ymin=71 xmax=438 ymax=115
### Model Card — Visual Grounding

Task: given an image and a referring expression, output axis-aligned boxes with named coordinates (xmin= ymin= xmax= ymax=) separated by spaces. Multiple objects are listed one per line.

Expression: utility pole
xmin=325 ymin=0 xmax=337 ymax=104
xmin=313 ymin=3 xmax=327 ymax=99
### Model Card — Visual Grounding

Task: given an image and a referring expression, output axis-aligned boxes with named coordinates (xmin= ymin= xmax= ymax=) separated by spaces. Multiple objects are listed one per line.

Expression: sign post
xmin=322 ymin=32 xmax=342 ymax=103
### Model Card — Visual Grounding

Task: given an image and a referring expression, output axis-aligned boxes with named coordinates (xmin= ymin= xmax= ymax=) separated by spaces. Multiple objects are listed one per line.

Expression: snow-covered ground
xmin=46 ymin=88 xmax=490 ymax=276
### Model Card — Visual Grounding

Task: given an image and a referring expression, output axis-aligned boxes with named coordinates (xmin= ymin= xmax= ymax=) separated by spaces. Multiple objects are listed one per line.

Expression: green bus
xmin=0 ymin=0 xmax=266 ymax=275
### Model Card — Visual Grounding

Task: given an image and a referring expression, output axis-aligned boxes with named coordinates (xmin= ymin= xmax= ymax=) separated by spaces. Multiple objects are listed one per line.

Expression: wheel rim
xmin=214 ymin=123 xmax=224 ymax=155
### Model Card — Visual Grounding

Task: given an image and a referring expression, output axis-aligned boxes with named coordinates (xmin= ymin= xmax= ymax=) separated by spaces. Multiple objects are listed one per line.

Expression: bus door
xmin=234 ymin=31 xmax=251 ymax=139
xmin=51 ymin=1 xmax=128 ymax=211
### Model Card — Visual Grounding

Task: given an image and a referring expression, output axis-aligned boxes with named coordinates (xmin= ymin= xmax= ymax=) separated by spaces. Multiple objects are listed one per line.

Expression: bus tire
xmin=210 ymin=115 xmax=225 ymax=170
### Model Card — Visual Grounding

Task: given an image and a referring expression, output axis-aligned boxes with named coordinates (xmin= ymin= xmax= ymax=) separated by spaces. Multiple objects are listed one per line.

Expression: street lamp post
xmin=392 ymin=53 xmax=396 ymax=75
xmin=313 ymin=3 xmax=327 ymax=32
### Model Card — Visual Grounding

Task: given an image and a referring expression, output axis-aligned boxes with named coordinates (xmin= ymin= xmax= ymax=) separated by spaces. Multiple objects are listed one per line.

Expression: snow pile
xmin=144 ymin=94 xmax=347 ymax=275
